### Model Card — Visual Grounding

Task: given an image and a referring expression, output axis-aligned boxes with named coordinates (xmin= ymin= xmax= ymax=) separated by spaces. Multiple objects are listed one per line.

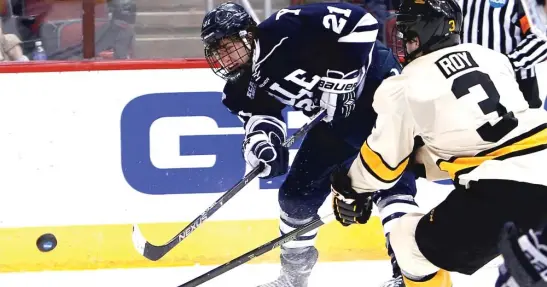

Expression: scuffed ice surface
xmin=0 ymin=260 xmax=500 ymax=287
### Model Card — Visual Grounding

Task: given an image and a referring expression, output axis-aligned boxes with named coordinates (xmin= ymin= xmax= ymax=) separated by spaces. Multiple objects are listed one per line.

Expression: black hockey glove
xmin=330 ymin=167 xmax=373 ymax=226
xmin=496 ymin=221 xmax=547 ymax=287
xmin=242 ymin=115 xmax=289 ymax=179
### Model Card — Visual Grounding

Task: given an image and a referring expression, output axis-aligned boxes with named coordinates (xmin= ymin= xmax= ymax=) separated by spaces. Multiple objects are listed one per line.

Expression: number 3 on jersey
xmin=452 ymin=70 xmax=518 ymax=142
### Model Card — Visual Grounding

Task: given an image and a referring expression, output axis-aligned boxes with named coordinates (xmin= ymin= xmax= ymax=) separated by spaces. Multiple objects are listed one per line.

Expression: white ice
xmin=0 ymin=259 xmax=501 ymax=287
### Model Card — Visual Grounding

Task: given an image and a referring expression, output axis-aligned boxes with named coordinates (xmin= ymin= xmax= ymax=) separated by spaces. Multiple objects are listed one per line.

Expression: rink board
xmin=0 ymin=218 xmax=389 ymax=272
xmin=0 ymin=60 xmax=543 ymax=272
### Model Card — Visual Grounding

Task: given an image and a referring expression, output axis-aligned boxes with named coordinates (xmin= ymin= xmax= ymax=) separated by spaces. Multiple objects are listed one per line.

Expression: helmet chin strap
xmin=237 ymin=29 xmax=255 ymax=69
xmin=239 ymin=30 xmax=252 ymax=50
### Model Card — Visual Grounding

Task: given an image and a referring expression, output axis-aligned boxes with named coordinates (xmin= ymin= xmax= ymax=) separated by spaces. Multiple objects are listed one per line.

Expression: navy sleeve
xmin=266 ymin=3 xmax=380 ymax=95
xmin=221 ymin=71 xmax=286 ymax=125
xmin=311 ymin=4 xmax=380 ymax=94
xmin=377 ymin=42 xmax=403 ymax=78
xmin=354 ymin=41 xmax=402 ymax=107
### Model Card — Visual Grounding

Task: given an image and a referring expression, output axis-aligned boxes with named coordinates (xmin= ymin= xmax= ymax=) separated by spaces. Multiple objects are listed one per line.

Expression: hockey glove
xmin=330 ymin=166 xmax=373 ymax=226
xmin=496 ymin=222 xmax=547 ymax=287
xmin=316 ymin=71 xmax=360 ymax=123
xmin=319 ymin=91 xmax=357 ymax=123
xmin=243 ymin=115 xmax=289 ymax=179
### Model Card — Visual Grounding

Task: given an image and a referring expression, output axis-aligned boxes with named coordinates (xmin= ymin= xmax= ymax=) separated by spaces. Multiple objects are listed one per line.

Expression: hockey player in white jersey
xmin=328 ymin=0 xmax=547 ymax=286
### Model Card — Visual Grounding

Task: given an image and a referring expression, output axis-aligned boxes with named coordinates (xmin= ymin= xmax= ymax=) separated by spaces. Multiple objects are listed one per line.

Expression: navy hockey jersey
xmin=222 ymin=2 xmax=380 ymax=123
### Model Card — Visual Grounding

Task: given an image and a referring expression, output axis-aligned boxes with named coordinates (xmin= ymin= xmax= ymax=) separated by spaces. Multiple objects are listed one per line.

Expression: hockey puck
xmin=36 ymin=233 xmax=57 ymax=252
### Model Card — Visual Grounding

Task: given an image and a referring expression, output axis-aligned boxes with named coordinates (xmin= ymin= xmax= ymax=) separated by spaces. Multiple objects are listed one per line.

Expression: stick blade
xmin=132 ymin=224 xmax=147 ymax=256
xmin=132 ymin=224 xmax=170 ymax=261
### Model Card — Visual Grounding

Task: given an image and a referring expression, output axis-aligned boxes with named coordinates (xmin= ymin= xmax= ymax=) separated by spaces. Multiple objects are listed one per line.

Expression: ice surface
xmin=0 ymin=260 xmax=500 ymax=287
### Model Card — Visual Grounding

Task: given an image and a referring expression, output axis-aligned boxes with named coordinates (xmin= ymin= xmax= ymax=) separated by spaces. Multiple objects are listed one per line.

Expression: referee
xmin=458 ymin=0 xmax=547 ymax=108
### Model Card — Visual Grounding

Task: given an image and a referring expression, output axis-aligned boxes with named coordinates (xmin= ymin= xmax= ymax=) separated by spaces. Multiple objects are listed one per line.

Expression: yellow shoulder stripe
xmin=360 ymin=141 xmax=409 ymax=183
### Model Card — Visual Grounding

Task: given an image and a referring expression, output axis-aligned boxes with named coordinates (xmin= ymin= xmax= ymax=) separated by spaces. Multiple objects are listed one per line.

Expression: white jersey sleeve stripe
xmin=338 ymin=13 xmax=378 ymax=43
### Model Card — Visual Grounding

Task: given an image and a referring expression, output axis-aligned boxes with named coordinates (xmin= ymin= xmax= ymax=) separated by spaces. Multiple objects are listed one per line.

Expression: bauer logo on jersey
xmin=489 ymin=0 xmax=506 ymax=8
xmin=317 ymin=69 xmax=360 ymax=93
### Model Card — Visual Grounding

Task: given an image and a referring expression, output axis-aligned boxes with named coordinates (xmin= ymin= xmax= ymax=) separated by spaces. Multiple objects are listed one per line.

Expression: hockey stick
xmin=132 ymin=109 xmax=327 ymax=261
xmin=176 ymin=213 xmax=336 ymax=287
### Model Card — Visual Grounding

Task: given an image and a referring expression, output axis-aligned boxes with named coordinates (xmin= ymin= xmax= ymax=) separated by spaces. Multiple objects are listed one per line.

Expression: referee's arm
xmin=507 ymin=13 xmax=547 ymax=71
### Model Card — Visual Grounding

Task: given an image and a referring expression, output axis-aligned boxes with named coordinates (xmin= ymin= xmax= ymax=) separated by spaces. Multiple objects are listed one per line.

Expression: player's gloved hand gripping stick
xmin=132 ymin=109 xmax=327 ymax=261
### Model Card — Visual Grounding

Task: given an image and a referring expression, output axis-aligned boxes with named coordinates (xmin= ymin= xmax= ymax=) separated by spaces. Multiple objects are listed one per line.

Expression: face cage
xmin=389 ymin=24 xmax=406 ymax=65
xmin=204 ymin=31 xmax=253 ymax=82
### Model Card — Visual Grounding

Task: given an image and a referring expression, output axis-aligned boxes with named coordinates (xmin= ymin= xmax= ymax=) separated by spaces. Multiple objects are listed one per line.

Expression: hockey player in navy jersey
xmin=201 ymin=2 xmax=418 ymax=286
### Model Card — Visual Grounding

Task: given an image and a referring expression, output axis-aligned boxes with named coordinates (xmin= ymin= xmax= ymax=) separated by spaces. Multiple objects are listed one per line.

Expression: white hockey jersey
xmin=348 ymin=43 xmax=547 ymax=193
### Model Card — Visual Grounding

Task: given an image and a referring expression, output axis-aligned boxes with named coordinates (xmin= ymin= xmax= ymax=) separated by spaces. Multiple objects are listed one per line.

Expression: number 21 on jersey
xmin=323 ymin=6 xmax=352 ymax=34
xmin=275 ymin=6 xmax=352 ymax=34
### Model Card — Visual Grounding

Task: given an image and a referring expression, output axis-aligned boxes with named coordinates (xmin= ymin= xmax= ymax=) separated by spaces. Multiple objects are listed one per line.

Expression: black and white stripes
xmin=458 ymin=0 xmax=547 ymax=79
xmin=509 ymin=32 xmax=547 ymax=78
xmin=373 ymin=193 xmax=420 ymax=236
xmin=279 ymin=213 xmax=319 ymax=250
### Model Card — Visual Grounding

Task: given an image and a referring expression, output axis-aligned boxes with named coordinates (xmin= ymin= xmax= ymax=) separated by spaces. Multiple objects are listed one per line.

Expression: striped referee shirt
xmin=458 ymin=0 xmax=547 ymax=79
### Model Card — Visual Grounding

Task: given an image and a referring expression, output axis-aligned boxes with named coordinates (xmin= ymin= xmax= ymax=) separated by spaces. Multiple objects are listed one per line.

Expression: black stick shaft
xmin=135 ymin=110 xmax=327 ymax=261
xmin=177 ymin=214 xmax=333 ymax=287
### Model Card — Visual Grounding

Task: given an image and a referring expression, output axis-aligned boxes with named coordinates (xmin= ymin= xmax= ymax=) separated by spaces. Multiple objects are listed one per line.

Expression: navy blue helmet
xmin=201 ymin=2 xmax=257 ymax=81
